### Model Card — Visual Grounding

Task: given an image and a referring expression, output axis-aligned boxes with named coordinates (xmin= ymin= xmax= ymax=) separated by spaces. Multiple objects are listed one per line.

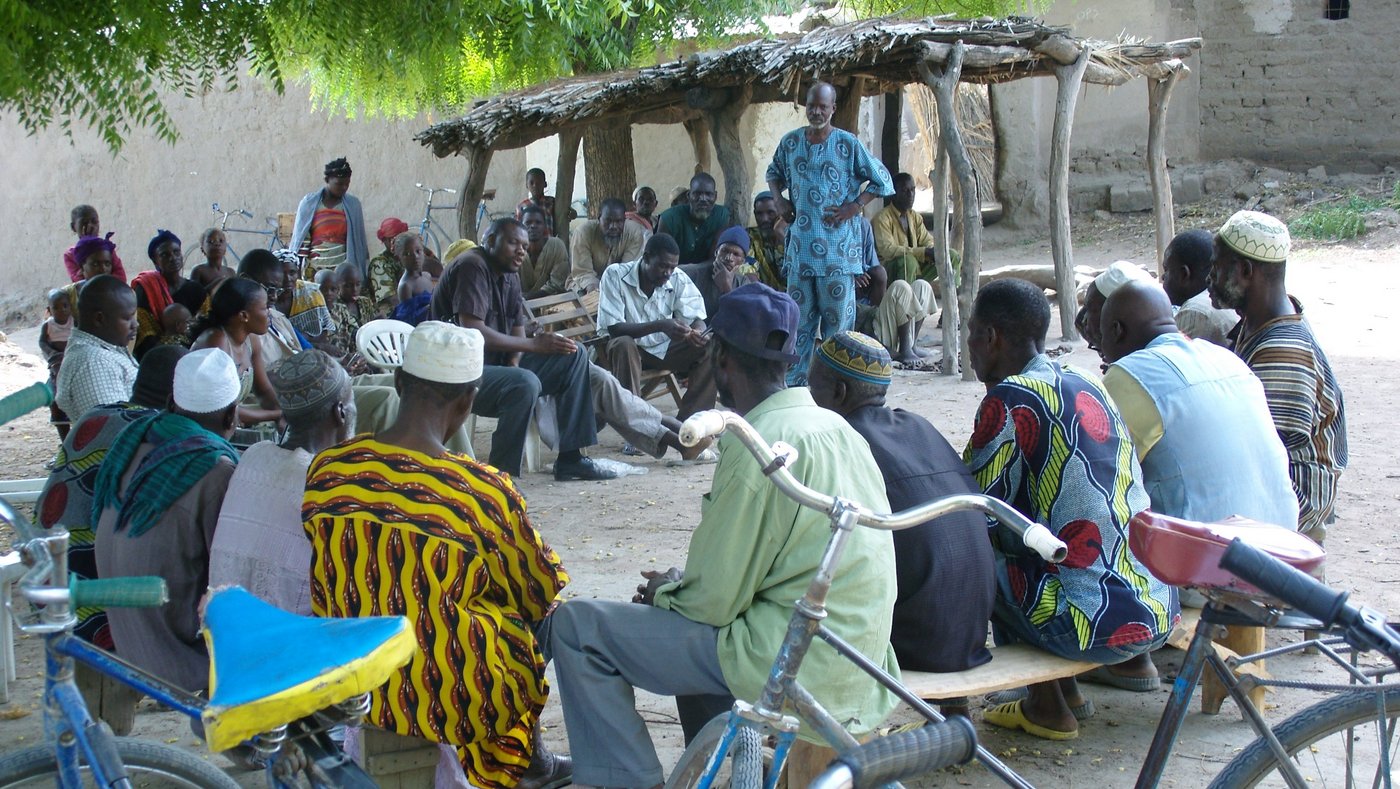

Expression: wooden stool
xmin=360 ymin=727 xmax=440 ymax=789
xmin=1200 ymin=624 xmax=1267 ymax=715
xmin=74 ymin=661 xmax=140 ymax=736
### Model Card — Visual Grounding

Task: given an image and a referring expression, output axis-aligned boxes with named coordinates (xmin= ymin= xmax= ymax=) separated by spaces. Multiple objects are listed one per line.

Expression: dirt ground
xmin=0 ymin=203 xmax=1395 ymax=787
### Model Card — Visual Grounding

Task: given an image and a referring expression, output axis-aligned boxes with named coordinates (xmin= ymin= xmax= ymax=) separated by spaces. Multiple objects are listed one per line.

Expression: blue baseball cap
xmin=710 ymin=283 xmax=799 ymax=364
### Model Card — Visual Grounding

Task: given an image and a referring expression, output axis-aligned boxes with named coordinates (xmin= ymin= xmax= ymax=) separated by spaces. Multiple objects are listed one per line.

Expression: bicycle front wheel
xmin=0 ymin=738 xmax=240 ymax=788
xmin=666 ymin=714 xmax=771 ymax=789
xmin=1208 ymin=686 xmax=1400 ymax=788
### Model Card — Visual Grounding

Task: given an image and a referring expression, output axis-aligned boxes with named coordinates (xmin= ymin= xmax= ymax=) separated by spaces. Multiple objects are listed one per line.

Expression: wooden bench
xmin=359 ymin=728 xmax=440 ymax=788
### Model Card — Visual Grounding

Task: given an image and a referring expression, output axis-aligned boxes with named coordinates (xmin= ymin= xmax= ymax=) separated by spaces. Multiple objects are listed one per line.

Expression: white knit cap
xmin=402 ymin=321 xmax=484 ymax=384
xmin=173 ymin=348 xmax=242 ymax=414
xmin=1219 ymin=210 xmax=1291 ymax=263
xmin=1093 ymin=261 xmax=1155 ymax=298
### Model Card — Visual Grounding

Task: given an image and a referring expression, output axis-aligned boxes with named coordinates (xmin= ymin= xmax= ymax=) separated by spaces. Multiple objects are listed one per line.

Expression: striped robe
xmin=303 ymin=438 xmax=567 ymax=788
xmin=1233 ymin=304 xmax=1348 ymax=541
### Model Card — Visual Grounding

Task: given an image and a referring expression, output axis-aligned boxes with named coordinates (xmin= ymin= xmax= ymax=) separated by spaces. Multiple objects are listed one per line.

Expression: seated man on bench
xmin=962 ymin=279 xmax=1178 ymax=740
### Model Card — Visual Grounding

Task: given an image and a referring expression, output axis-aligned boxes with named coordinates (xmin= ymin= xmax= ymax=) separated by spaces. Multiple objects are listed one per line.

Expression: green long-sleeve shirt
xmin=653 ymin=387 xmax=900 ymax=740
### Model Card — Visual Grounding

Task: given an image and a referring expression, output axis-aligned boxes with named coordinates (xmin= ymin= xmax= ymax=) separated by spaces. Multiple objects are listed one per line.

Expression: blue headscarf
xmin=147 ymin=229 xmax=181 ymax=261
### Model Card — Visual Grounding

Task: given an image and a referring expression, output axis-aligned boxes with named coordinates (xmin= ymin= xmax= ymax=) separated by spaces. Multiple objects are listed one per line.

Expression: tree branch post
xmin=1147 ymin=67 xmax=1183 ymax=273
xmin=457 ymin=144 xmax=494 ymax=244
xmin=682 ymin=117 xmax=712 ymax=174
xmin=1048 ymin=46 xmax=1092 ymax=341
xmin=919 ymin=41 xmax=981 ymax=381
xmin=929 ymin=147 xmax=957 ymax=376
xmin=833 ymin=77 xmax=866 ymax=134
xmin=703 ymin=84 xmax=754 ymax=227
xmin=554 ymin=129 xmax=582 ymax=248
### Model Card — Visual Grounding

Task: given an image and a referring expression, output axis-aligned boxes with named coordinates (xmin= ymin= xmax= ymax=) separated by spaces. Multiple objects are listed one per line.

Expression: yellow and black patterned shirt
xmin=303 ymin=437 xmax=567 ymax=788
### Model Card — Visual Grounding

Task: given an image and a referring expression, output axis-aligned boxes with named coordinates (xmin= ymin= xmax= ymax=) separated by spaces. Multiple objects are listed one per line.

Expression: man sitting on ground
xmin=597 ymin=233 xmax=717 ymax=421
xmin=746 ymin=191 xmax=787 ymax=289
xmin=568 ymin=197 xmax=647 ymax=294
xmin=546 ymin=284 xmax=899 ymax=787
xmin=656 ymin=172 xmax=733 ymax=265
xmin=964 ymin=278 xmax=1176 ymax=741
xmin=1160 ymin=228 xmax=1239 ymax=346
xmin=873 ymin=172 xmax=940 ymax=284
xmin=808 ymin=331 xmax=994 ymax=688
xmin=94 ymin=348 xmax=242 ymax=694
xmin=854 ymin=215 xmax=933 ymax=367
xmin=520 ymin=204 xmax=571 ymax=298
xmin=680 ymin=226 xmax=758 ymax=319
xmin=210 ymin=351 xmax=355 ymax=615
xmin=433 ymin=218 xmax=618 ymax=480
xmin=55 ymin=275 xmax=139 ymax=421
xmin=304 ymin=322 xmax=570 ymax=789
xmin=1099 ymin=280 xmax=1298 ymax=531
xmin=1209 ymin=210 xmax=1348 ymax=543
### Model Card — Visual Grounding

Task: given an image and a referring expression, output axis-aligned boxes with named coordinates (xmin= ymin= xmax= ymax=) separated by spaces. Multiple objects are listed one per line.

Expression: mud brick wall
xmin=1196 ymin=0 xmax=1400 ymax=171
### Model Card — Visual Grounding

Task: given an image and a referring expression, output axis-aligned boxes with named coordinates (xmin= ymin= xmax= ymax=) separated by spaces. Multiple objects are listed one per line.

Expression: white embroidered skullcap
xmin=402 ymin=321 xmax=484 ymax=384
xmin=1093 ymin=261 xmax=1155 ymax=298
xmin=173 ymin=348 xmax=242 ymax=414
xmin=1219 ymin=210 xmax=1290 ymax=263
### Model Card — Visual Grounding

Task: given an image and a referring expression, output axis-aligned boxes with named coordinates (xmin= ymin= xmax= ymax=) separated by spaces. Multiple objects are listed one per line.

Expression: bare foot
xmin=893 ymin=350 xmax=922 ymax=366
xmin=679 ymin=436 xmax=713 ymax=461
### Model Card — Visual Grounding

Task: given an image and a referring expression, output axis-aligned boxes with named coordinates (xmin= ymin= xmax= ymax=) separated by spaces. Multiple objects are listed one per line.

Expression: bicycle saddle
xmin=200 ymin=586 xmax=415 ymax=752
xmin=1130 ymin=511 xmax=1325 ymax=595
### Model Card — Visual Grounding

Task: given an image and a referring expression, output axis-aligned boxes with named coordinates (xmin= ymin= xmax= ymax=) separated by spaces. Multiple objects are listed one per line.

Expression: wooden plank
xmin=901 ymin=644 xmax=1100 ymax=700
xmin=0 ymin=478 xmax=45 ymax=504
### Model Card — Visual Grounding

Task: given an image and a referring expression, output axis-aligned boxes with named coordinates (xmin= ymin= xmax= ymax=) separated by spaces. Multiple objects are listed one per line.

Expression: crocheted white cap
xmin=402 ymin=321 xmax=484 ymax=384
xmin=173 ymin=348 xmax=242 ymax=414
xmin=1219 ymin=210 xmax=1290 ymax=263
xmin=1093 ymin=261 xmax=1155 ymax=298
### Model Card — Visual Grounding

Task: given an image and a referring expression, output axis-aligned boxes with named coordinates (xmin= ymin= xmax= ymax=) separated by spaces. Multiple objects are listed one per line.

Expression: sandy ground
xmin=0 ymin=208 xmax=1395 ymax=787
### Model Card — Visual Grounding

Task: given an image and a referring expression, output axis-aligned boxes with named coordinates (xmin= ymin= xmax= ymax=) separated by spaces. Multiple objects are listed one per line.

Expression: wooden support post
xmin=555 ymin=129 xmax=582 ymax=248
xmin=1048 ymin=47 xmax=1091 ymax=341
xmin=833 ymin=77 xmax=866 ymax=134
xmin=920 ymin=42 xmax=981 ymax=381
xmin=1202 ymin=625 xmax=1268 ymax=716
xmin=929 ymin=147 xmax=957 ymax=376
xmin=881 ymin=88 xmax=903 ymax=178
xmin=705 ymin=84 xmax=754 ymax=227
xmin=1147 ymin=68 xmax=1183 ymax=273
xmin=683 ymin=117 xmax=712 ymax=175
xmin=457 ymin=144 xmax=494 ymax=244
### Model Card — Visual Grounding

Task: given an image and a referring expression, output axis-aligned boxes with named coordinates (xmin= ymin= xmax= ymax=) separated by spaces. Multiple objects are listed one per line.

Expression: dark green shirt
xmin=656 ymin=204 xmax=734 ymax=265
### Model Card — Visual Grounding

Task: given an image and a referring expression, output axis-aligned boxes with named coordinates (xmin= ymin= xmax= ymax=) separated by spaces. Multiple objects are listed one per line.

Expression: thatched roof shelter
xmin=417 ymin=16 xmax=1201 ymax=378
xmin=417 ymin=17 xmax=1200 ymax=156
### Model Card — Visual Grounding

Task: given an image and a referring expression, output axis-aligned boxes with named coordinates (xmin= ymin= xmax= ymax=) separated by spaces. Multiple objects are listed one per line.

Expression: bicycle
xmin=0 ymin=383 xmax=416 ymax=788
xmin=186 ymin=202 xmax=286 ymax=265
xmin=412 ymin=183 xmax=461 ymax=260
xmin=668 ymin=409 xmax=1400 ymax=789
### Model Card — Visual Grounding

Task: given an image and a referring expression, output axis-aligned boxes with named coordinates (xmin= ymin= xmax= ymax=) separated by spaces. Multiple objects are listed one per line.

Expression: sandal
xmin=983 ymin=700 xmax=1078 ymax=741
xmin=1080 ymin=666 xmax=1160 ymax=692
xmin=985 ymin=688 xmax=1094 ymax=721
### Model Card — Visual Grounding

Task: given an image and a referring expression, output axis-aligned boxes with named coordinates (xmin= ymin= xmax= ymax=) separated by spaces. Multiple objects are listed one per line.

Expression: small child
xmin=63 ymin=204 xmax=126 ymax=283
xmin=39 ymin=289 xmax=74 ymax=438
xmin=315 ymin=269 xmax=353 ymax=355
xmin=392 ymin=231 xmax=434 ymax=326
xmin=189 ymin=228 xmax=236 ymax=289
xmin=157 ymin=303 xmax=193 ymax=347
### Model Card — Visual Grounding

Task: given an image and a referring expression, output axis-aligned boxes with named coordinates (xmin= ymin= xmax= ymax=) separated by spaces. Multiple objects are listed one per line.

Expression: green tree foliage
xmin=0 ymin=0 xmax=1043 ymax=149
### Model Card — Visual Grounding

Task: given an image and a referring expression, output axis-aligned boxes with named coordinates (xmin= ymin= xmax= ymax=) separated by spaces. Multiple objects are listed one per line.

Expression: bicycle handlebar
xmin=809 ymin=717 xmax=977 ymax=789
xmin=415 ymin=183 xmax=458 ymax=195
xmin=0 ymin=382 xmax=52 ymax=427
xmin=678 ymin=410 xmax=1067 ymax=563
xmin=1220 ymin=539 xmax=1400 ymax=666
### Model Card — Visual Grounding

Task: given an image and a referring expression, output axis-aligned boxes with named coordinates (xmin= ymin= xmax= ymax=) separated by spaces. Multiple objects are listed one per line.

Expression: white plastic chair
xmin=355 ymin=320 xmax=415 ymax=372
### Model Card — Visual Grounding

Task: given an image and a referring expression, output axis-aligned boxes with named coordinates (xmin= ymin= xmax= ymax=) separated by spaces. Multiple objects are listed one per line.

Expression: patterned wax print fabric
xmin=366 ymin=253 xmax=404 ymax=316
xmin=287 ymin=280 xmax=336 ymax=339
xmin=765 ymin=127 xmax=893 ymax=278
xmin=963 ymin=354 xmax=1177 ymax=655
xmin=37 ymin=403 xmax=156 ymax=647
xmin=303 ymin=437 xmax=568 ymax=789
xmin=746 ymin=227 xmax=786 ymax=289
xmin=1232 ymin=300 xmax=1348 ymax=541
xmin=308 ymin=205 xmax=348 ymax=273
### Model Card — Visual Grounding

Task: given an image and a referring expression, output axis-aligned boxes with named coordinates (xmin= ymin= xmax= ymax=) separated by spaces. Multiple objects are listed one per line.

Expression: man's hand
xmin=633 ymin=567 xmax=684 ymax=605
xmin=775 ymin=195 xmax=796 ymax=224
xmin=712 ymin=257 xmax=735 ymax=292
xmin=823 ymin=201 xmax=863 ymax=227
xmin=660 ymin=319 xmax=693 ymax=342
xmin=681 ymin=327 xmax=709 ymax=348
xmin=531 ymin=332 xmax=577 ymax=355
xmin=854 ymin=272 xmax=871 ymax=289
xmin=924 ymin=247 xmax=939 ymax=264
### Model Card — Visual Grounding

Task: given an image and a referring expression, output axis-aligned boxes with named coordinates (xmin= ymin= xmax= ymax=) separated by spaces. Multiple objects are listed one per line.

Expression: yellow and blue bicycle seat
xmin=200 ymin=586 xmax=415 ymax=752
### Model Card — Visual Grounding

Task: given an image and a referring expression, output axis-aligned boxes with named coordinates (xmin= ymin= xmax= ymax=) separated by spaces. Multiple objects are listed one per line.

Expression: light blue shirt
xmin=767 ymin=128 xmax=893 ymax=278
xmin=1104 ymin=333 xmax=1299 ymax=530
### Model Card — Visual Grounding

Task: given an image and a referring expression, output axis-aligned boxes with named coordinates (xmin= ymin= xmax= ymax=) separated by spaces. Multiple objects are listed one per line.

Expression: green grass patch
xmin=1288 ymin=194 xmax=1391 ymax=241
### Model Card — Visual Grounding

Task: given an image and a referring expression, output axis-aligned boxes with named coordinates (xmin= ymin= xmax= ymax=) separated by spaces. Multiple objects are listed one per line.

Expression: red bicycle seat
xmin=1129 ymin=511 xmax=1325 ymax=594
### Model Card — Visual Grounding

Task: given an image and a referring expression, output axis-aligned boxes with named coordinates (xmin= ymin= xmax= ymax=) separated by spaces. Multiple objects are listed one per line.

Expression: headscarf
xmin=147 ymin=229 xmax=180 ymax=261
xmin=324 ymin=158 xmax=352 ymax=178
xmin=74 ymin=233 xmax=117 ymax=266
xmin=377 ymin=217 xmax=410 ymax=244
